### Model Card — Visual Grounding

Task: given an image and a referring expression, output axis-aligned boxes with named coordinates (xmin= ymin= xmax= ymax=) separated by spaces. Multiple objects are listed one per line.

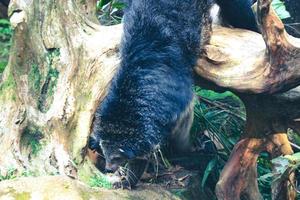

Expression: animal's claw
xmin=112 ymin=179 xmax=131 ymax=190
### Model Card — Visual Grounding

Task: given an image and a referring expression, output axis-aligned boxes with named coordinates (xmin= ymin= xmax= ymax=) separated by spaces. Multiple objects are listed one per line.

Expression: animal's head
xmin=90 ymin=116 xmax=160 ymax=173
xmin=100 ymin=140 xmax=136 ymax=172
xmin=89 ymin=133 xmax=149 ymax=173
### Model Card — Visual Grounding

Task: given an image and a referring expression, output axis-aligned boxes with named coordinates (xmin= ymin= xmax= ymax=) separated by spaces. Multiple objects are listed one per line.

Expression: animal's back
xmin=90 ymin=0 xmax=259 ymax=188
xmin=96 ymin=0 xmax=206 ymax=157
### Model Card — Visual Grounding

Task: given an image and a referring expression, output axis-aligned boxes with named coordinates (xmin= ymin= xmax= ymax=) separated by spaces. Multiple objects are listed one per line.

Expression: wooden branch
xmin=216 ymin=134 xmax=295 ymax=200
xmin=215 ymin=139 xmax=263 ymax=200
xmin=196 ymin=0 xmax=300 ymax=94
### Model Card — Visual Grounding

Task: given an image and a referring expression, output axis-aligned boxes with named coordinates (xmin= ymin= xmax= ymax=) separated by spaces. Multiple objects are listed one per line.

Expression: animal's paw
xmin=112 ymin=179 xmax=132 ymax=190
xmin=106 ymin=173 xmax=132 ymax=190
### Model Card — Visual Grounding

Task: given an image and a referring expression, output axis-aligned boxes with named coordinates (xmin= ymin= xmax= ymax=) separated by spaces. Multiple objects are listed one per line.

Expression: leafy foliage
xmin=272 ymin=0 xmax=291 ymax=20
xmin=0 ymin=167 xmax=17 ymax=181
xmin=89 ymin=174 xmax=112 ymax=188
xmin=96 ymin=0 xmax=125 ymax=25
xmin=257 ymin=153 xmax=273 ymax=200
xmin=191 ymin=86 xmax=245 ymax=190
xmin=21 ymin=126 xmax=44 ymax=157
xmin=192 ymin=87 xmax=245 ymax=155
xmin=0 ymin=19 xmax=12 ymax=74
xmin=192 ymin=87 xmax=284 ymax=199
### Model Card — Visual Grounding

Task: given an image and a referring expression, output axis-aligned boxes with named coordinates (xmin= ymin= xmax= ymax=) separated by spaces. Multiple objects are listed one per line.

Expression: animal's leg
xmin=171 ymin=101 xmax=194 ymax=153
xmin=113 ymin=158 xmax=148 ymax=189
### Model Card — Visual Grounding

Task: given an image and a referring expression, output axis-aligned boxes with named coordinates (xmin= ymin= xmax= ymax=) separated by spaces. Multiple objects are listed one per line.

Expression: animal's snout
xmin=105 ymin=162 xmax=119 ymax=173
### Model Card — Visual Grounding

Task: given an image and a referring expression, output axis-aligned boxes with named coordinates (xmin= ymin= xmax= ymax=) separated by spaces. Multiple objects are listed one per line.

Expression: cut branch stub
xmin=196 ymin=0 xmax=300 ymax=94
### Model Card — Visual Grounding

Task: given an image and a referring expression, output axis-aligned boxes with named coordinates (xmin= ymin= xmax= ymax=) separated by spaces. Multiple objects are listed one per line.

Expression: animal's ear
xmin=119 ymin=148 xmax=135 ymax=159
xmin=88 ymin=136 xmax=101 ymax=152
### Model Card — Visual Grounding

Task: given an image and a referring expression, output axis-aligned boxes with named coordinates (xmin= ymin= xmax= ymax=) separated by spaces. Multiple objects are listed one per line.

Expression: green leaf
xmin=258 ymin=173 xmax=273 ymax=182
xmin=201 ymin=157 xmax=217 ymax=188
xmin=0 ymin=19 xmax=10 ymax=26
xmin=284 ymin=152 xmax=300 ymax=163
xmin=98 ymin=0 xmax=112 ymax=8
xmin=271 ymin=0 xmax=291 ymax=19
xmin=0 ymin=61 xmax=7 ymax=73
xmin=112 ymin=2 xmax=126 ymax=9
xmin=270 ymin=153 xmax=300 ymax=184
xmin=89 ymin=174 xmax=112 ymax=188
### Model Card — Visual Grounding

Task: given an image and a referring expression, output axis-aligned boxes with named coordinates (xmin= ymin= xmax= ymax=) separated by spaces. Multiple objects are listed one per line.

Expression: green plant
xmin=96 ymin=0 xmax=125 ymax=25
xmin=0 ymin=61 xmax=6 ymax=73
xmin=257 ymin=153 xmax=272 ymax=200
xmin=192 ymin=86 xmax=245 ymax=155
xmin=0 ymin=70 xmax=17 ymax=101
xmin=0 ymin=167 xmax=17 ymax=181
xmin=192 ymin=87 xmax=282 ymax=199
xmin=21 ymin=169 xmax=38 ymax=177
xmin=0 ymin=71 xmax=16 ymax=92
xmin=272 ymin=0 xmax=291 ymax=20
xmin=38 ymin=49 xmax=60 ymax=112
xmin=0 ymin=19 xmax=12 ymax=74
xmin=28 ymin=64 xmax=41 ymax=92
xmin=89 ymin=174 xmax=112 ymax=188
xmin=21 ymin=126 xmax=44 ymax=157
xmin=191 ymin=86 xmax=246 ymax=192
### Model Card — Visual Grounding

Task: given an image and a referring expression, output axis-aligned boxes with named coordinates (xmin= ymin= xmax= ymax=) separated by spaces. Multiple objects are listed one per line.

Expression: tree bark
xmin=197 ymin=0 xmax=300 ymax=199
xmin=1 ymin=0 xmax=300 ymax=199
xmin=196 ymin=0 xmax=300 ymax=94
xmin=215 ymin=134 xmax=295 ymax=200
xmin=0 ymin=0 xmax=122 ymax=180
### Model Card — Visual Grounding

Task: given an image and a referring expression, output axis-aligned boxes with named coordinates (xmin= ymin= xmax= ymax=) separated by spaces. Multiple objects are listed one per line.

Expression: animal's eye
xmin=112 ymin=156 xmax=123 ymax=162
xmin=118 ymin=148 xmax=125 ymax=153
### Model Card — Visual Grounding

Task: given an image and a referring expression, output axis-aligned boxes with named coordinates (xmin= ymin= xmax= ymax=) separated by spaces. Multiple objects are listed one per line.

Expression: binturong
xmin=88 ymin=0 xmax=259 ymax=189
xmin=88 ymin=0 xmax=205 ymax=189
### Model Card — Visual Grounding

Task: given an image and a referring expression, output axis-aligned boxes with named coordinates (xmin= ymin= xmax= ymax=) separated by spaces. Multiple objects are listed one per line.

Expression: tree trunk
xmin=0 ymin=0 xmax=122 ymax=180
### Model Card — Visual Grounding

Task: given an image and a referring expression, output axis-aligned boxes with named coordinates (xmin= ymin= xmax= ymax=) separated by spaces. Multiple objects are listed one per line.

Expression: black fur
xmin=92 ymin=0 xmax=206 ymax=159
xmin=90 ymin=0 xmax=207 ymax=188
xmin=216 ymin=0 xmax=259 ymax=32
xmin=1 ymin=0 xmax=10 ymax=7
xmin=283 ymin=0 xmax=300 ymax=37
xmin=285 ymin=0 xmax=300 ymax=21
xmin=89 ymin=0 xmax=259 ymax=188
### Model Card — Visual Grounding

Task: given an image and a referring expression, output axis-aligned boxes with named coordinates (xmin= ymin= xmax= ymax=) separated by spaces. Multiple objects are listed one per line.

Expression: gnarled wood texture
xmin=216 ymin=134 xmax=295 ymax=200
xmin=0 ymin=0 xmax=121 ymax=179
xmin=196 ymin=0 xmax=300 ymax=94
xmin=197 ymin=0 xmax=300 ymax=199
xmin=1 ymin=0 xmax=300 ymax=199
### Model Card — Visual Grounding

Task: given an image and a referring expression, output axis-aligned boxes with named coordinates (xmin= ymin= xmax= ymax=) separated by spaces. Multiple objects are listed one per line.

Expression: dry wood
xmin=0 ymin=0 xmax=299 ymax=199
xmin=196 ymin=0 xmax=300 ymax=94
xmin=216 ymin=134 xmax=295 ymax=200
xmin=0 ymin=0 xmax=121 ymax=178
